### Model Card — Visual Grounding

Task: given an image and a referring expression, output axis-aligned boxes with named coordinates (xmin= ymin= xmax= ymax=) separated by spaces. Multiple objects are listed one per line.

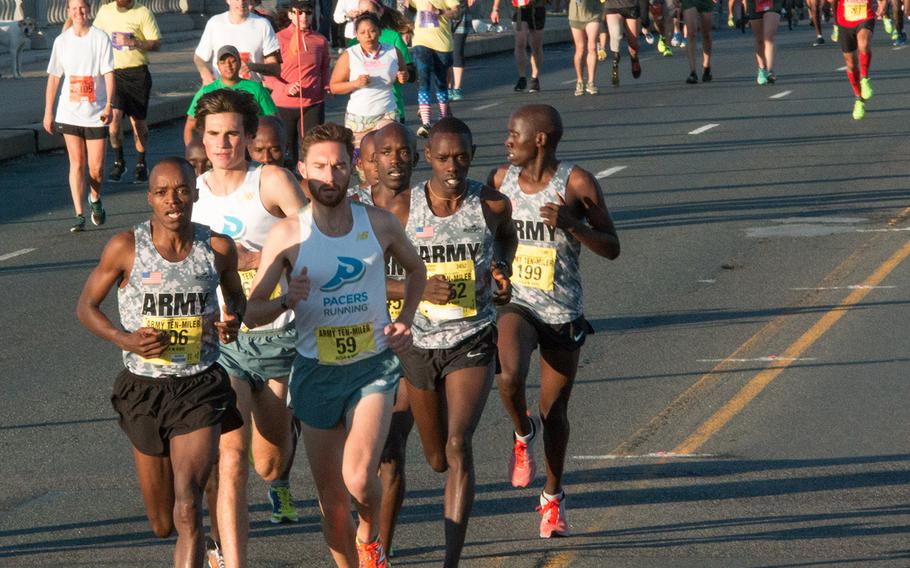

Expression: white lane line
xmin=561 ymin=78 xmax=577 ymax=85
xmin=856 ymin=227 xmax=910 ymax=233
xmin=697 ymin=356 xmax=817 ymax=363
xmin=688 ymin=123 xmax=719 ymax=135
xmin=769 ymin=90 xmax=793 ymax=99
xmin=595 ymin=165 xmax=628 ymax=179
xmin=697 ymin=279 xmax=716 ymax=283
xmin=836 ymin=65 xmax=847 ymax=71
xmin=792 ymin=285 xmax=897 ymax=290
xmin=472 ymin=102 xmax=502 ymax=111
xmin=0 ymin=248 xmax=35 ymax=262
xmin=573 ymin=452 xmax=717 ymax=460
xmin=893 ymin=45 xmax=908 ymax=51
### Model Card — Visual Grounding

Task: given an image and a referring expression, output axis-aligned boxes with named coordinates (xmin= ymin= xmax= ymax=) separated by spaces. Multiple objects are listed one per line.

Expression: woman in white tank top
xmin=329 ymin=12 xmax=408 ymax=146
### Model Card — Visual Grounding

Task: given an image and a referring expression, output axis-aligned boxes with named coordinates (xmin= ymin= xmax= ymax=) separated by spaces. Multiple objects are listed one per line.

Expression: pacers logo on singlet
xmin=321 ymin=257 xmax=366 ymax=292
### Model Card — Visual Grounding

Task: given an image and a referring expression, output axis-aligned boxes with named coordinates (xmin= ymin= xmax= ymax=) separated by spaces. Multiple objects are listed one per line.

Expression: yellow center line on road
xmin=675 ymin=236 xmax=910 ymax=454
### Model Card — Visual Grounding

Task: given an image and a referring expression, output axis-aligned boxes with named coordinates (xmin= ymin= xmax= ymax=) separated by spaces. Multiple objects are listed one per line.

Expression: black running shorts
xmin=498 ymin=303 xmax=594 ymax=352
xmin=400 ymin=325 xmax=499 ymax=391
xmin=110 ymin=364 xmax=243 ymax=457
xmin=54 ymin=122 xmax=108 ymax=140
xmin=840 ymin=19 xmax=875 ymax=52
xmin=513 ymin=5 xmax=547 ymax=30
xmin=112 ymin=65 xmax=152 ymax=120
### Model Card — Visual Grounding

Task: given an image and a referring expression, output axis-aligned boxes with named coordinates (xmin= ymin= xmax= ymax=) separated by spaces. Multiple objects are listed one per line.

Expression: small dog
xmin=0 ymin=16 xmax=36 ymax=79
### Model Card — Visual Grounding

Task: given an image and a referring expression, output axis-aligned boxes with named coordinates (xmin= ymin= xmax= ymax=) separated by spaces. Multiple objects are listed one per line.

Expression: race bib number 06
xmin=511 ymin=244 xmax=556 ymax=291
xmin=419 ymin=260 xmax=477 ymax=321
xmin=316 ymin=322 xmax=376 ymax=363
xmin=141 ymin=315 xmax=203 ymax=365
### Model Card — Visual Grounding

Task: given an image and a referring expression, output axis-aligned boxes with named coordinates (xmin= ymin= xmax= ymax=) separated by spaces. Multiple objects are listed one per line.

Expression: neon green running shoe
xmin=852 ymin=98 xmax=865 ymax=120
xmin=831 ymin=25 xmax=839 ymax=42
xmin=860 ymin=77 xmax=873 ymax=100
xmin=728 ymin=15 xmax=735 ymax=27
xmin=757 ymin=68 xmax=769 ymax=85
xmin=657 ymin=36 xmax=673 ymax=56
xmin=883 ymin=16 xmax=893 ymax=35
xmin=268 ymin=485 xmax=299 ymax=523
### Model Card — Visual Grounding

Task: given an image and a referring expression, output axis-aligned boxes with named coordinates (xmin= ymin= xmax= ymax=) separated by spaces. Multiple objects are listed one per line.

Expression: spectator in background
xmin=334 ymin=0 xmax=364 ymax=42
xmin=354 ymin=0 xmax=416 ymax=122
xmin=408 ymin=0 xmax=461 ymax=137
xmin=266 ymin=0 xmax=330 ymax=167
xmin=448 ymin=0 xmax=472 ymax=100
xmin=194 ymin=0 xmax=281 ymax=84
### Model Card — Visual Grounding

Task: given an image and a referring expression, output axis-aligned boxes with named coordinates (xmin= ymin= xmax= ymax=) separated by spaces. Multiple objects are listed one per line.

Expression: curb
xmin=1 ymin=22 xmax=571 ymax=163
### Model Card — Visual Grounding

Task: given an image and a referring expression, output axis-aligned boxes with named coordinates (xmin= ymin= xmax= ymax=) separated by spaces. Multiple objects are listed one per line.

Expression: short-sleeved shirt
xmin=194 ymin=12 xmax=280 ymax=83
xmin=92 ymin=2 xmax=161 ymax=69
xmin=410 ymin=0 xmax=461 ymax=52
xmin=265 ymin=27 xmax=330 ymax=109
xmin=186 ymin=79 xmax=278 ymax=117
xmin=47 ymin=26 xmax=114 ymax=127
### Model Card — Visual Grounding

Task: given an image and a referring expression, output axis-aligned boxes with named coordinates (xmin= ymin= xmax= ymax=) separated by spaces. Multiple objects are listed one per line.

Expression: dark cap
xmin=216 ymin=45 xmax=241 ymax=61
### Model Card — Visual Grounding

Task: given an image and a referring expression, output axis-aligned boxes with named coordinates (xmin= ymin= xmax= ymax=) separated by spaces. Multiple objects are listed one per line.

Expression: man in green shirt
xmin=183 ymin=45 xmax=277 ymax=145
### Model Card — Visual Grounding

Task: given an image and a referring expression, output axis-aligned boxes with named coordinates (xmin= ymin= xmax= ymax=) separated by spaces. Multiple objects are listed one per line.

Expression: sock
xmin=846 ymin=69 xmax=861 ymax=97
xmin=270 ymin=479 xmax=289 ymax=490
xmin=515 ymin=415 xmax=535 ymax=442
xmin=859 ymin=51 xmax=871 ymax=78
xmin=113 ymin=145 xmax=124 ymax=164
xmin=417 ymin=89 xmax=431 ymax=125
xmin=89 ymin=194 xmax=100 ymax=203
xmin=540 ymin=490 xmax=564 ymax=506
xmin=137 ymin=151 xmax=146 ymax=165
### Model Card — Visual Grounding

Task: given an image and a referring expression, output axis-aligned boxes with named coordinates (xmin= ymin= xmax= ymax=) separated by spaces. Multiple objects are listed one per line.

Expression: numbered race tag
xmin=316 ymin=322 xmax=376 ymax=363
xmin=417 ymin=9 xmax=440 ymax=27
xmin=387 ymin=299 xmax=403 ymax=321
xmin=843 ymin=0 xmax=867 ymax=21
xmin=141 ymin=315 xmax=203 ymax=365
xmin=511 ymin=244 xmax=556 ymax=291
xmin=69 ymin=76 xmax=96 ymax=103
xmin=419 ymin=260 xmax=477 ymax=321
xmin=239 ymin=52 xmax=252 ymax=79
xmin=238 ymin=269 xmax=283 ymax=331
xmin=754 ymin=0 xmax=773 ymax=11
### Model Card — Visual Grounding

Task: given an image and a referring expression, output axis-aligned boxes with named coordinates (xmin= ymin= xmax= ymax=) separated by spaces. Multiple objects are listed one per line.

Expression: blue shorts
xmin=217 ymin=324 xmax=297 ymax=390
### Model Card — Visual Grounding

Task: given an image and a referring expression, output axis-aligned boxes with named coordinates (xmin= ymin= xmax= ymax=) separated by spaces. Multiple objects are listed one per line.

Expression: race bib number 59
xmin=141 ymin=315 xmax=203 ymax=365
xmin=316 ymin=322 xmax=376 ymax=363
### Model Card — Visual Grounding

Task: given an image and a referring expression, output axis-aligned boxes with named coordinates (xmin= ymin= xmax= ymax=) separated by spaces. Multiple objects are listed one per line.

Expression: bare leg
xmin=584 ymin=21 xmax=600 ymax=83
xmin=85 ymin=137 xmax=105 ymax=202
xmin=132 ymin=449 xmax=176 ymax=538
xmin=169 ymin=425 xmax=220 ymax=568
xmin=249 ymin=377 xmax=294 ymax=482
xmin=684 ymin=7 xmax=699 ymax=72
xmin=496 ymin=311 xmax=539 ymax=437
xmin=537 ymin=348 xmax=581 ymax=496
xmin=529 ymin=29 xmax=544 ymax=78
xmin=216 ymin=377 xmax=254 ymax=568
xmin=379 ymin=385 xmax=413 ymax=553
xmin=62 ymin=134 xmax=87 ymax=216
xmin=571 ymin=27 xmax=586 ymax=83
xmin=751 ymin=17 xmax=767 ymax=69
xmin=514 ymin=23 xmax=530 ymax=77
xmin=405 ymin=378 xmax=448 ymax=472
xmin=762 ymin=11 xmax=780 ymax=71
xmin=701 ymin=11 xmax=713 ymax=69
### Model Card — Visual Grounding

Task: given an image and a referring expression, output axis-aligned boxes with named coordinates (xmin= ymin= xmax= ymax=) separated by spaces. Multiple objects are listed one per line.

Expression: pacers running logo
xmin=321 ymin=257 xmax=366 ymax=292
xmin=220 ymin=215 xmax=245 ymax=239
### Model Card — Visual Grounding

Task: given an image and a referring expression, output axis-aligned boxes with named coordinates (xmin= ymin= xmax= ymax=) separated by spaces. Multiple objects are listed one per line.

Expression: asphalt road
xmin=2 ymin=22 xmax=910 ymax=567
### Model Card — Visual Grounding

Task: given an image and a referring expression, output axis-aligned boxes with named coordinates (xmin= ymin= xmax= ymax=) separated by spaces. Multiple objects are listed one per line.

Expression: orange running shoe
xmin=356 ymin=537 xmax=389 ymax=568
xmin=537 ymin=493 xmax=570 ymax=538
xmin=509 ymin=415 xmax=537 ymax=488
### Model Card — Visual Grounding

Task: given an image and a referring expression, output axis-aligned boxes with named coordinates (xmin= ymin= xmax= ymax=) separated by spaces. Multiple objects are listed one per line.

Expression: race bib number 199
xmin=141 ymin=315 xmax=203 ymax=365
xmin=511 ymin=244 xmax=556 ymax=291
xmin=316 ymin=322 xmax=376 ymax=363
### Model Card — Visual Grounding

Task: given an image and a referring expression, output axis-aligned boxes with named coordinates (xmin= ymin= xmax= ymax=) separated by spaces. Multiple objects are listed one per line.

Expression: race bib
xmin=238 ymin=269 xmax=283 ymax=331
xmin=387 ymin=299 xmax=403 ymax=321
xmin=511 ymin=244 xmax=556 ymax=291
xmin=419 ymin=260 xmax=476 ymax=321
xmin=843 ymin=0 xmax=866 ymax=21
xmin=239 ymin=52 xmax=252 ymax=79
xmin=141 ymin=315 xmax=203 ymax=365
xmin=111 ymin=31 xmax=134 ymax=50
xmin=754 ymin=0 xmax=772 ymax=11
xmin=69 ymin=76 xmax=96 ymax=103
xmin=315 ymin=322 xmax=376 ymax=363
xmin=417 ymin=10 xmax=440 ymax=27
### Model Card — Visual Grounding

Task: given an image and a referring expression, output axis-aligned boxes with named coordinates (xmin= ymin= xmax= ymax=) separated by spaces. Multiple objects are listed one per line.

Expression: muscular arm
xmin=211 ymin=234 xmax=247 ymax=321
xmin=482 ymin=186 xmax=518 ymax=266
xmin=486 ymin=164 xmax=509 ymax=190
xmin=260 ymin=165 xmax=309 ymax=217
xmin=76 ymin=232 xmax=135 ymax=348
xmin=246 ymin=218 xmax=299 ymax=328
xmin=562 ymin=168 xmax=620 ymax=259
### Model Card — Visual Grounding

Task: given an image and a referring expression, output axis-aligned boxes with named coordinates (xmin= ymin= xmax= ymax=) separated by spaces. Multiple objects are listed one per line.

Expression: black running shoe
xmin=528 ymin=77 xmax=540 ymax=93
xmin=70 ymin=214 xmax=86 ymax=233
xmin=514 ymin=77 xmax=527 ymax=91
xmin=134 ymin=162 xmax=148 ymax=183
xmin=702 ymin=67 xmax=712 ymax=82
xmin=90 ymin=199 xmax=106 ymax=226
xmin=686 ymin=71 xmax=698 ymax=84
xmin=108 ymin=161 xmax=125 ymax=182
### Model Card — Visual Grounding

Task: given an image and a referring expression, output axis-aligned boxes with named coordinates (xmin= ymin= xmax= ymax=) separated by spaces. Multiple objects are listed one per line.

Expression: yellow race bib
xmin=419 ymin=260 xmax=477 ymax=321
xmin=238 ymin=269 xmax=283 ymax=331
xmin=141 ymin=315 xmax=203 ymax=365
xmin=511 ymin=244 xmax=556 ymax=291
xmin=844 ymin=0 xmax=866 ymax=21
xmin=315 ymin=322 xmax=376 ymax=363
xmin=387 ymin=299 xmax=403 ymax=321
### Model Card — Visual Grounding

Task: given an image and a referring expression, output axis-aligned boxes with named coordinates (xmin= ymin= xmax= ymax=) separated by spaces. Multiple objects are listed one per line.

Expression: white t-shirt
xmin=347 ymin=44 xmax=398 ymax=117
xmin=194 ymin=12 xmax=280 ymax=83
xmin=333 ymin=0 xmax=361 ymax=39
xmin=47 ymin=26 xmax=114 ymax=128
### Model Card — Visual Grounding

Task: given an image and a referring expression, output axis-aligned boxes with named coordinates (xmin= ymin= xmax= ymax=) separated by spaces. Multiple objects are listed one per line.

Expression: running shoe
xmin=679 ymin=36 xmax=688 ymax=48
xmin=268 ymin=485 xmax=299 ymax=524
xmin=631 ymin=56 xmax=641 ymax=78
xmin=766 ymin=70 xmax=777 ymax=84
xmin=686 ymin=71 xmax=698 ymax=84
xmin=134 ymin=162 xmax=148 ymax=183
xmin=356 ymin=537 xmax=389 ymax=568
xmin=860 ymin=77 xmax=873 ymax=100
xmin=585 ymin=82 xmax=599 ymax=95
xmin=90 ymin=198 xmax=106 ymax=226
xmin=611 ymin=61 xmax=620 ymax=86
xmin=757 ymin=68 xmax=769 ymax=85
xmin=597 ymin=46 xmax=607 ymax=61
xmin=891 ymin=28 xmax=899 ymax=41
xmin=728 ymin=14 xmax=735 ymax=27
xmin=643 ymin=28 xmax=655 ymax=44
xmin=416 ymin=124 xmax=431 ymax=138
xmin=514 ymin=76 xmax=527 ymax=91
xmin=509 ymin=414 xmax=538 ymax=488
xmin=657 ymin=35 xmax=673 ymax=56
xmin=574 ymin=81 xmax=585 ymax=96
xmin=894 ymin=32 xmax=907 ymax=46
xmin=206 ymin=537 xmax=225 ymax=568
xmin=528 ymin=77 xmax=540 ymax=93
xmin=812 ymin=35 xmax=825 ymax=46
xmin=537 ymin=492 xmax=570 ymax=538
xmin=70 ymin=214 xmax=86 ymax=233
xmin=108 ymin=161 xmax=125 ymax=182
xmin=702 ymin=66 xmax=713 ymax=82
xmin=450 ymin=88 xmax=464 ymax=101
xmin=831 ymin=24 xmax=838 ymax=41
xmin=671 ymin=31 xmax=682 ymax=46
xmin=852 ymin=98 xmax=865 ymax=120
xmin=884 ymin=16 xmax=894 ymax=35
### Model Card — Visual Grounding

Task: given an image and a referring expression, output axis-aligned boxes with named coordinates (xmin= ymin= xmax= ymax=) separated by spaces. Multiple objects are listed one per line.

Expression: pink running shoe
xmin=509 ymin=416 xmax=537 ymax=488
xmin=537 ymin=493 xmax=570 ymax=538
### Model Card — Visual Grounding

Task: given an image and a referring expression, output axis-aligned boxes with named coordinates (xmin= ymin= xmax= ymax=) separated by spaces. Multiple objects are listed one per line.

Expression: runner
xmin=247 ymin=115 xmax=285 ymax=166
xmin=681 ymin=0 xmax=713 ymax=83
xmin=90 ymin=0 xmax=160 ymax=183
xmin=190 ymin=88 xmax=309 ymax=568
xmin=194 ymin=0 xmax=281 ymax=85
xmin=603 ymin=0 xmax=646 ymax=86
xmin=76 ymin=157 xmax=246 ymax=566
xmin=356 ymin=129 xmax=380 ymax=190
xmin=836 ymin=0 xmax=881 ymax=119
xmin=490 ymin=0 xmax=546 ymax=92
xmin=746 ymin=0 xmax=782 ymax=84
xmin=400 ymin=117 xmax=518 ymax=567
xmin=808 ymin=0 xmax=825 ymax=44
xmin=43 ymin=0 xmax=114 ymax=233
xmin=245 ymin=122 xmax=427 ymax=568
xmin=568 ymin=0 xmax=603 ymax=95
xmin=488 ymin=104 xmax=620 ymax=538
xmin=185 ymin=137 xmax=212 ymax=176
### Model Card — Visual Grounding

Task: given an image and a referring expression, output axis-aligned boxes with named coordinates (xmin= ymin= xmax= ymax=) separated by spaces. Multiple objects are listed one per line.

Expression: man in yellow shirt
xmin=92 ymin=0 xmax=161 ymax=182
